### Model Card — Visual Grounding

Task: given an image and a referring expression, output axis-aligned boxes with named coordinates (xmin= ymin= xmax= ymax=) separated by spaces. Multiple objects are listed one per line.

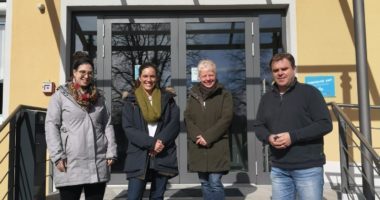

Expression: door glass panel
xmin=259 ymin=14 xmax=284 ymax=85
xmin=72 ymin=15 xmax=97 ymax=79
xmin=110 ymin=23 xmax=171 ymax=171
xmin=186 ymin=22 xmax=248 ymax=171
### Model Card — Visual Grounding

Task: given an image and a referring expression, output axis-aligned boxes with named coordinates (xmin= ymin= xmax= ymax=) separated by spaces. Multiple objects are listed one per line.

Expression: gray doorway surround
xmin=95 ymin=14 xmax=271 ymax=185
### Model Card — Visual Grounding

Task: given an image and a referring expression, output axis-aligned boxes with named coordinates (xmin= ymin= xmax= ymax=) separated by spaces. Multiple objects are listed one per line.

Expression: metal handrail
xmin=0 ymin=105 xmax=46 ymax=132
xmin=328 ymin=102 xmax=380 ymax=165
xmin=0 ymin=105 xmax=47 ymax=200
xmin=329 ymin=102 xmax=380 ymax=199
xmin=333 ymin=103 xmax=380 ymax=110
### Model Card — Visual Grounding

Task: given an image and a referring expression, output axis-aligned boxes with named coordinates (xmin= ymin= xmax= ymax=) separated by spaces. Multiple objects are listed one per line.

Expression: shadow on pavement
xmin=112 ymin=172 xmax=257 ymax=199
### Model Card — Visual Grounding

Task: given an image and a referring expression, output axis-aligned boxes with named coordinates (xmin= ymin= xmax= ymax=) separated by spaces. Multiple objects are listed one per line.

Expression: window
xmin=259 ymin=13 xmax=284 ymax=85
xmin=71 ymin=15 xmax=97 ymax=75
xmin=0 ymin=20 xmax=5 ymax=115
xmin=0 ymin=82 xmax=3 ymax=115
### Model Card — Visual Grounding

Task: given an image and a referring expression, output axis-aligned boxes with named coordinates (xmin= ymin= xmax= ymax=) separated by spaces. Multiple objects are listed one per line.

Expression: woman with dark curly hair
xmin=45 ymin=51 xmax=117 ymax=200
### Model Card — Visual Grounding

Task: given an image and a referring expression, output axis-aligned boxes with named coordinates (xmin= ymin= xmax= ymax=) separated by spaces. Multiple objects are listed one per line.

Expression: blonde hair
xmin=197 ymin=59 xmax=216 ymax=75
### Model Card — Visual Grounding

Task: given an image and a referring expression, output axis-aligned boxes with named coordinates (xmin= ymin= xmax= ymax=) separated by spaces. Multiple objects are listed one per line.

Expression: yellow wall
xmin=9 ymin=0 xmax=61 ymax=111
xmin=296 ymin=0 xmax=380 ymax=161
xmin=0 ymin=0 xmax=61 ymax=198
xmin=0 ymin=126 xmax=10 ymax=199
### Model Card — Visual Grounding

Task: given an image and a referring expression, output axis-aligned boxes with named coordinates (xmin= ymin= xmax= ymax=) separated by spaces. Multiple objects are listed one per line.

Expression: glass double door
xmin=97 ymin=16 xmax=269 ymax=184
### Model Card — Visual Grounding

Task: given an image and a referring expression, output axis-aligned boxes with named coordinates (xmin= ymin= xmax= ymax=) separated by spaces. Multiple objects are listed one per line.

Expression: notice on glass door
xmin=191 ymin=67 xmax=199 ymax=82
xmin=134 ymin=65 xmax=140 ymax=80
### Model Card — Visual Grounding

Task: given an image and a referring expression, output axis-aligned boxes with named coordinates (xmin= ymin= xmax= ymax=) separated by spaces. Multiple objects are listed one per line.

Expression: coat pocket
xmin=156 ymin=146 xmax=178 ymax=169
xmin=124 ymin=150 xmax=146 ymax=173
xmin=60 ymin=127 xmax=69 ymax=154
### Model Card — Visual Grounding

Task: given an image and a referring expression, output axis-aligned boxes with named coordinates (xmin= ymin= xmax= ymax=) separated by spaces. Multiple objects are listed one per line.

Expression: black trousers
xmin=58 ymin=182 xmax=106 ymax=200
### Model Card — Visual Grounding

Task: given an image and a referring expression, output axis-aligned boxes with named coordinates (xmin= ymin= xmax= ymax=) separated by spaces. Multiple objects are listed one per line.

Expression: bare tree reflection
xmin=111 ymin=23 xmax=172 ymax=124
xmin=109 ymin=23 xmax=172 ymax=172
xmin=185 ymin=22 xmax=248 ymax=170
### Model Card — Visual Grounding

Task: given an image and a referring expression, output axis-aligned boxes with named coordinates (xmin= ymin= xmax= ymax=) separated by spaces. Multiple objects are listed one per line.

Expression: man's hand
xmin=196 ymin=135 xmax=208 ymax=146
xmin=269 ymin=132 xmax=292 ymax=149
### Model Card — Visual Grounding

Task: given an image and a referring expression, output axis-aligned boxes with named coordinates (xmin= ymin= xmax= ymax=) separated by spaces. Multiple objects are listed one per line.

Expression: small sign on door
xmin=191 ymin=67 xmax=199 ymax=82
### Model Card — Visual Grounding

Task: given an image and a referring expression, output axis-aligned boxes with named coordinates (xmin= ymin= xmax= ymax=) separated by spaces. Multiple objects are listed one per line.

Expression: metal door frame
xmin=97 ymin=14 xmax=268 ymax=184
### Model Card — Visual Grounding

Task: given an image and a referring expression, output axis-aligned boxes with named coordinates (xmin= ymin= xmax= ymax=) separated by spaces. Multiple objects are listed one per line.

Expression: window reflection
xmin=110 ymin=23 xmax=171 ymax=172
xmin=72 ymin=15 xmax=97 ymax=78
xmin=259 ymin=14 xmax=284 ymax=85
xmin=1 ymin=21 xmax=5 ymax=115
xmin=73 ymin=16 xmax=97 ymax=58
xmin=111 ymin=23 xmax=171 ymax=125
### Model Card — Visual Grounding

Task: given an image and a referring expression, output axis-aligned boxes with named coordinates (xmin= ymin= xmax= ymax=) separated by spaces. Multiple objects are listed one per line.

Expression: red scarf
xmin=67 ymin=82 xmax=98 ymax=110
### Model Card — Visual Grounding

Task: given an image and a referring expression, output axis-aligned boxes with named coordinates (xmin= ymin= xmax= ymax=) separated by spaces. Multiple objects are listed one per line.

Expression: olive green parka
xmin=184 ymin=83 xmax=233 ymax=172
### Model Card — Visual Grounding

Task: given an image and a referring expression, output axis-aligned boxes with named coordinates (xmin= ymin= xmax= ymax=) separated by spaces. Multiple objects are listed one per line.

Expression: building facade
xmin=1 ymin=0 xmax=380 ymax=192
xmin=0 ymin=0 xmax=6 ymax=121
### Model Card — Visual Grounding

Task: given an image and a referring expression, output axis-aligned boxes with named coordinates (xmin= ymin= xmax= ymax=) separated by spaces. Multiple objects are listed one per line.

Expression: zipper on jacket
xmin=190 ymin=90 xmax=206 ymax=111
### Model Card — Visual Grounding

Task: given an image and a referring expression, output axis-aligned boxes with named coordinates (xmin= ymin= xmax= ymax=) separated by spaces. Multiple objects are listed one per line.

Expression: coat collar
xmin=123 ymin=87 xmax=176 ymax=104
xmin=272 ymin=77 xmax=298 ymax=95
xmin=189 ymin=82 xmax=224 ymax=101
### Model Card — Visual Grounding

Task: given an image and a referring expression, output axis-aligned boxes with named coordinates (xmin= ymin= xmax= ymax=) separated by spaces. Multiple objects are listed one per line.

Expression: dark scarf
xmin=135 ymin=86 xmax=161 ymax=123
xmin=199 ymin=81 xmax=218 ymax=100
xmin=67 ymin=81 xmax=98 ymax=110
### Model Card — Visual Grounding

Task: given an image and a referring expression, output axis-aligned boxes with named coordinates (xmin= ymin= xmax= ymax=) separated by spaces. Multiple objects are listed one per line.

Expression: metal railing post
xmin=14 ymin=112 xmax=23 ymax=200
xmin=353 ymin=0 xmax=374 ymax=199
xmin=7 ymin=117 xmax=16 ymax=200
xmin=337 ymin=113 xmax=350 ymax=194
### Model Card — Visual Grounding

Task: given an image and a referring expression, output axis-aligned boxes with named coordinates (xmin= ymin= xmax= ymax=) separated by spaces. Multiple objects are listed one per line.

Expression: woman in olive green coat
xmin=184 ymin=59 xmax=233 ymax=200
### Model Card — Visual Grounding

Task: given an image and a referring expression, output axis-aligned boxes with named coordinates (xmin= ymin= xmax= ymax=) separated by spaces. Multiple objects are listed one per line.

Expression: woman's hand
xmin=149 ymin=139 xmax=165 ymax=157
xmin=196 ymin=135 xmax=207 ymax=146
xmin=154 ymin=139 xmax=165 ymax=153
xmin=107 ymin=159 xmax=115 ymax=166
xmin=56 ymin=159 xmax=67 ymax=172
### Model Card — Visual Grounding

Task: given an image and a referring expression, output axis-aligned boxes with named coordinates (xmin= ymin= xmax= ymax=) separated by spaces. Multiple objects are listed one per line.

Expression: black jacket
xmin=253 ymin=80 xmax=332 ymax=169
xmin=122 ymin=89 xmax=180 ymax=178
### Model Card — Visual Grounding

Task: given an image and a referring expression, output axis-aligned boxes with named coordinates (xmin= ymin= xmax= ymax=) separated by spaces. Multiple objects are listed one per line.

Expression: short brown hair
xmin=269 ymin=53 xmax=296 ymax=70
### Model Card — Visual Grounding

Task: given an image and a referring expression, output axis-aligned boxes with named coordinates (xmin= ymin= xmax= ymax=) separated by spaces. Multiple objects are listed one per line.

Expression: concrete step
xmin=103 ymin=184 xmax=340 ymax=200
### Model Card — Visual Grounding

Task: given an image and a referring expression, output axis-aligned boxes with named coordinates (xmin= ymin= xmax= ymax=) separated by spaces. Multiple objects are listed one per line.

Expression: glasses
xmin=77 ymin=70 xmax=94 ymax=77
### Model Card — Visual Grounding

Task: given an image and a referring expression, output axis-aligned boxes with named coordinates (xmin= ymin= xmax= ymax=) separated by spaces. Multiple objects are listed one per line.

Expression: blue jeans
xmin=127 ymin=171 xmax=169 ymax=200
xmin=271 ymin=167 xmax=324 ymax=200
xmin=198 ymin=172 xmax=225 ymax=200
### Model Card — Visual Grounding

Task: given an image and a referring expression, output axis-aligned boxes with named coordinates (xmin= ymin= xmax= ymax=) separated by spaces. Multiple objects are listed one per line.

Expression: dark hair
xmin=269 ymin=53 xmax=296 ymax=70
xmin=135 ymin=62 xmax=160 ymax=88
xmin=138 ymin=62 xmax=158 ymax=77
xmin=72 ymin=51 xmax=94 ymax=72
